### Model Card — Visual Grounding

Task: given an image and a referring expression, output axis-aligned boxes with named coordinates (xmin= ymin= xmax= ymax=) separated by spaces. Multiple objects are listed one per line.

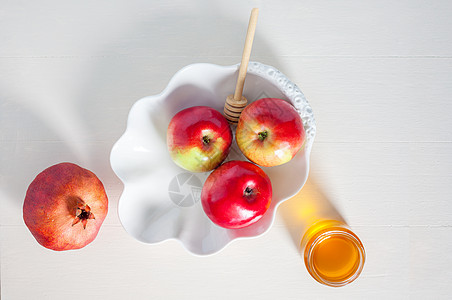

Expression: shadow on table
xmin=278 ymin=176 xmax=346 ymax=255
xmin=0 ymin=3 xmax=285 ymax=209
xmin=73 ymin=4 xmax=285 ymax=201
xmin=75 ymin=1 xmax=287 ymax=152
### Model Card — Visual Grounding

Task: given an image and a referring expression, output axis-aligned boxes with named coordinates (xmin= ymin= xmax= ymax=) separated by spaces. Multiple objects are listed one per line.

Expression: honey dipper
xmin=224 ymin=8 xmax=259 ymax=124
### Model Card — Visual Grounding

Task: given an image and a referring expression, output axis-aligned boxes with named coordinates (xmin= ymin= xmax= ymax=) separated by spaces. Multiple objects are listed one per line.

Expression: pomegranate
xmin=23 ymin=162 xmax=108 ymax=251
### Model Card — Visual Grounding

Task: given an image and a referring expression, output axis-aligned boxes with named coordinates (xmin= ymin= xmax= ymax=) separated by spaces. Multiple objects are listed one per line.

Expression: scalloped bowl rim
xmin=110 ymin=62 xmax=316 ymax=255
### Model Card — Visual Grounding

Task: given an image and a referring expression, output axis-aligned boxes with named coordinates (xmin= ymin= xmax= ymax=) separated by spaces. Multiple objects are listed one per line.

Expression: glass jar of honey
xmin=301 ymin=220 xmax=365 ymax=287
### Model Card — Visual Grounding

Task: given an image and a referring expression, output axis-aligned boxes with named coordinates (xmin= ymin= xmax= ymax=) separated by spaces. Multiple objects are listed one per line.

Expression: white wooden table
xmin=1 ymin=1 xmax=451 ymax=298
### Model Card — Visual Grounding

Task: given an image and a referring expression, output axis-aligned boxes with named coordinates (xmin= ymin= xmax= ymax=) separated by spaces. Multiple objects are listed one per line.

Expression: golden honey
xmin=301 ymin=220 xmax=365 ymax=287
xmin=279 ymin=179 xmax=366 ymax=286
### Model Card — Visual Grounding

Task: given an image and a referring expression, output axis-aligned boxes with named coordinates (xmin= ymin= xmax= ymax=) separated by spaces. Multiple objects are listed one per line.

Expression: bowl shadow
xmin=0 ymin=4 xmax=285 ymax=212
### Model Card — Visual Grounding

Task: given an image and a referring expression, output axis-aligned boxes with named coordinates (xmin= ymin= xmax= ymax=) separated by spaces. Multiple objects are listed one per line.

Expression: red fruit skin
xmin=167 ymin=106 xmax=233 ymax=172
xmin=236 ymin=98 xmax=306 ymax=167
xmin=201 ymin=161 xmax=272 ymax=229
xmin=23 ymin=163 xmax=108 ymax=251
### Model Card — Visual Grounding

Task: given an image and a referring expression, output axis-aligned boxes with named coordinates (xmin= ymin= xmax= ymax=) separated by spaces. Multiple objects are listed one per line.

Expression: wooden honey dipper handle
xmin=224 ymin=8 xmax=259 ymax=124
xmin=234 ymin=8 xmax=258 ymax=101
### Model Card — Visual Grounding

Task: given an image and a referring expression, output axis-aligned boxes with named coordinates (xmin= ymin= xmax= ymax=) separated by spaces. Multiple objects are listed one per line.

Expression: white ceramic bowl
xmin=110 ymin=62 xmax=316 ymax=255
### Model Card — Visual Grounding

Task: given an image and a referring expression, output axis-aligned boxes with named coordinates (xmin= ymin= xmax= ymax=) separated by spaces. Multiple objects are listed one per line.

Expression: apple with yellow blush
xmin=167 ymin=106 xmax=232 ymax=172
xmin=236 ymin=98 xmax=305 ymax=167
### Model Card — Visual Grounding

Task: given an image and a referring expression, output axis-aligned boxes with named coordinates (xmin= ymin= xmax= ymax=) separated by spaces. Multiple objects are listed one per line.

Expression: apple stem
xmin=202 ymin=135 xmax=211 ymax=145
xmin=244 ymin=186 xmax=254 ymax=197
xmin=258 ymin=131 xmax=268 ymax=141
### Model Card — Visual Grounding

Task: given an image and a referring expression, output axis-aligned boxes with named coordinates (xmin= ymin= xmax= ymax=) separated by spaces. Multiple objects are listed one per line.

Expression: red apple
xmin=23 ymin=163 xmax=108 ymax=251
xmin=167 ymin=106 xmax=232 ymax=172
xmin=236 ymin=98 xmax=306 ymax=167
xmin=201 ymin=160 xmax=272 ymax=229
